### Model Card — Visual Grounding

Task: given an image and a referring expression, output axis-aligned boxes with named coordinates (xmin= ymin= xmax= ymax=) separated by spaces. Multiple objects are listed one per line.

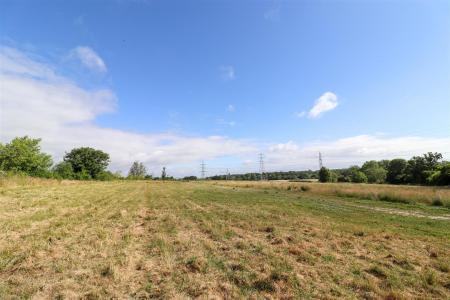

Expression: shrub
xmin=300 ymin=185 xmax=310 ymax=192
xmin=52 ymin=162 xmax=74 ymax=179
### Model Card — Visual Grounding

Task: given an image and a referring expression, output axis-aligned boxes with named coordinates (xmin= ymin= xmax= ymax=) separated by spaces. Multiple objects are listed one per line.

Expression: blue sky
xmin=1 ymin=1 xmax=449 ymax=176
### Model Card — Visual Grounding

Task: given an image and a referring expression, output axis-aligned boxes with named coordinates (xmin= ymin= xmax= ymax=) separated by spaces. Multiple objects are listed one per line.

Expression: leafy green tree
xmin=0 ymin=136 xmax=52 ymax=177
xmin=386 ymin=158 xmax=407 ymax=184
xmin=361 ymin=161 xmax=387 ymax=183
xmin=378 ymin=160 xmax=390 ymax=170
xmin=426 ymin=162 xmax=450 ymax=186
xmin=350 ymin=169 xmax=368 ymax=183
xmin=128 ymin=161 xmax=146 ymax=179
xmin=52 ymin=161 xmax=74 ymax=179
xmin=319 ymin=167 xmax=335 ymax=182
xmin=405 ymin=152 xmax=443 ymax=184
xmin=63 ymin=147 xmax=110 ymax=179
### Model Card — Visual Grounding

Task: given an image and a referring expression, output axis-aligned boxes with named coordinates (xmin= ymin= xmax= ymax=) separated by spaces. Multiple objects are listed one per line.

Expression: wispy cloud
xmin=2 ymin=46 xmax=448 ymax=176
xmin=227 ymin=104 xmax=235 ymax=112
xmin=70 ymin=46 xmax=107 ymax=73
xmin=308 ymin=92 xmax=338 ymax=118
xmin=219 ymin=65 xmax=235 ymax=81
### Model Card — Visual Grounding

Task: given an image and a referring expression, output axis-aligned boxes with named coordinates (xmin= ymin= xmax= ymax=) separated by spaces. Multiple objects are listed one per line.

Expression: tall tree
xmin=406 ymin=152 xmax=443 ymax=184
xmin=63 ymin=147 xmax=110 ymax=179
xmin=361 ymin=161 xmax=387 ymax=183
xmin=0 ymin=136 xmax=52 ymax=177
xmin=128 ymin=161 xmax=146 ymax=178
xmin=161 ymin=167 xmax=167 ymax=180
xmin=386 ymin=159 xmax=407 ymax=184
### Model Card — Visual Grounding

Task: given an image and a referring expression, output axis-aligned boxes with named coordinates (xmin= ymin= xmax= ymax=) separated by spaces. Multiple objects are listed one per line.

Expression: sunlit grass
xmin=0 ymin=179 xmax=449 ymax=298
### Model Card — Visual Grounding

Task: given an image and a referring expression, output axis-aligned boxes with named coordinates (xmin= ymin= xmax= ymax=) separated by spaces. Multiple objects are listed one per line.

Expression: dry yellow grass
xmin=1 ymin=179 xmax=449 ymax=298
xmin=215 ymin=180 xmax=450 ymax=206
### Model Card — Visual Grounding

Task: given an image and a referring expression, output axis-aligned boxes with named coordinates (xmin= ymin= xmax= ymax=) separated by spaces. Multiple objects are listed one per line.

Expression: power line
xmin=200 ymin=160 xmax=206 ymax=179
xmin=259 ymin=153 xmax=265 ymax=181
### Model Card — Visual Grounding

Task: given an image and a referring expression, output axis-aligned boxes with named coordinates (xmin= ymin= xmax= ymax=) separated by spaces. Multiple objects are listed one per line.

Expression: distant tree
xmin=161 ymin=167 xmax=167 ymax=180
xmin=183 ymin=176 xmax=197 ymax=181
xmin=0 ymin=136 xmax=52 ymax=177
xmin=128 ymin=161 xmax=146 ymax=179
xmin=64 ymin=147 xmax=110 ymax=180
xmin=330 ymin=171 xmax=338 ymax=182
xmin=427 ymin=162 xmax=450 ymax=186
xmin=349 ymin=167 xmax=368 ymax=183
xmin=337 ymin=166 xmax=367 ymax=183
xmin=52 ymin=161 xmax=74 ymax=179
xmin=319 ymin=167 xmax=334 ymax=182
xmin=386 ymin=159 xmax=407 ymax=184
xmin=378 ymin=160 xmax=390 ymax=170
xmin=423 ymin=152 xmax=443 ymax=169
xmin=361 ymin=161 xmax=387 ymax=183
xmin=405 ymin=152 xmax=443 ymax=185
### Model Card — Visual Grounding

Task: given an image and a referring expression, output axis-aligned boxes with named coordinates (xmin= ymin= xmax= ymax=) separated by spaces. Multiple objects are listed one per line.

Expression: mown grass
xmin=0 ymin=179 xmax=449 ymax=298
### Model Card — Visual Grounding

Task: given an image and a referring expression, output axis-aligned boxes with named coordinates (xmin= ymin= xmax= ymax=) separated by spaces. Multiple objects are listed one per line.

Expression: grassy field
xmin=0 ymin=180 xmax=449 ymax=299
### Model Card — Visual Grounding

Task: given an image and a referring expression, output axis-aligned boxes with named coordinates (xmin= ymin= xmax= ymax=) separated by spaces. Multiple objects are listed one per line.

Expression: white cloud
xmin=219 ymin=65 xmax=235 ymax=81
xmin=71 ymin=46 xmax=107 ymax=73
xmin=265 ymin=135 xmax=450 ymax=170
xmin=0 ymin=46 xmax=255 ymax=176
xmin=227 ymin=104 xmax=235 ymax=112
xmin=308 ymin=92 xmax=338 ymax=118
xmin=2 ymin=46 xmax=449 ymax=177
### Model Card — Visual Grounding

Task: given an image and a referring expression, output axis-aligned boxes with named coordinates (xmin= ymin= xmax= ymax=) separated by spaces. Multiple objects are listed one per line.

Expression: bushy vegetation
xmin=0 ymin=136 xmax=120 ymax=181
xmin=209 ymin=170 xmax=318 ymax=181
xmin=0 ymin=136 xmax=52 ymax=177
xmin=332 ymin=152 xmax=449 ymax=186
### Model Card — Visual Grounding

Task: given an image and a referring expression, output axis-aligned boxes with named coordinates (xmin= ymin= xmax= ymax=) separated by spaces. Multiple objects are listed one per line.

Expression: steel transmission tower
xmin=318 ymin=152 xmax=323 ymax=169
xmin=259 ymin=153 xmax=265 ymax=181
xmin=200 ymin=160 xmax=206 ymax=179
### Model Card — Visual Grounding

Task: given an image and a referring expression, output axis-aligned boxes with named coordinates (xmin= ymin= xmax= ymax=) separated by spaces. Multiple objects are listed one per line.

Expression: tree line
xmin=0 ymin=136 xmax=171 ymax=180
xmin=208 ymin=152 xmax=449 ymax=186
xmin=319 ymin=152 xmax=449 ymax=185
xmin=1 ymin=136 xmax=448 ymax=185
xmin=208 ymin=170 xmax=317 ymax=181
